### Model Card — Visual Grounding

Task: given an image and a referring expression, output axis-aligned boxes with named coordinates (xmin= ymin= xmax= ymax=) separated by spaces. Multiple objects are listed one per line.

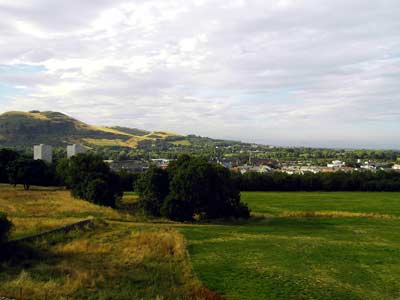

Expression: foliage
xmin=7 ymin=158 xmax=55 ymax=190
xmin=136 ymin=166 xmax=170 ymax=216
xmin=59 ymin=153 xmax=122 ymax=207
xmin=0 ymin=212 xmax=12 ymax=243
xmin=118 ymin=169 xmax=140 ymax=191
xmin=239 ymin=170 xmax=400 ymax=191
xmin=0 ymin=148 xmax=20 ymax=183
xmin=163 ymin=156 xmax=249 ymax=221
xmin=138 ymin=155 xmax=250 ymax=221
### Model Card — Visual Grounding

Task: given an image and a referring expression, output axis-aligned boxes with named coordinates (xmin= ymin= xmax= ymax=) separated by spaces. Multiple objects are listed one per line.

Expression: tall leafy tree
xmin=59 ymin=153 xmax=122 ymax=207
xmin=7 ymin=158 xmax=52 ymax=190
xmin=0 ymin=149 xmax=19 ymax=183
xmin=136 ymin=166 xmax=169 ymax=216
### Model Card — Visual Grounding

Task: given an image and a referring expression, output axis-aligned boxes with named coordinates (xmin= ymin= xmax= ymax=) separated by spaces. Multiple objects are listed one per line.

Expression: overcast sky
xmin=0 ymin=0 xmax=399 ymax=149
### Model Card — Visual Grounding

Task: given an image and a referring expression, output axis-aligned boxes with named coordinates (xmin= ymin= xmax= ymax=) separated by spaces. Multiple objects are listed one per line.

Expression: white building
xmin=33 ymin=144 xmax=53 ymax=163
xmin=67 ymin=144 xmax=86 ymax=158
xmin=327 ymin=160 xmax=345 ymax=168
xmin=392 ymin=164 xmax=400 ymax=170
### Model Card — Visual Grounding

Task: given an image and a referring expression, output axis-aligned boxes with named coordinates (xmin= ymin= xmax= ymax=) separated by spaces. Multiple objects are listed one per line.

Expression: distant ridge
xmin=0 ymin=110 xmax=242 ymax=149
xmin=0 ymin=110 xmax=181 ymax=148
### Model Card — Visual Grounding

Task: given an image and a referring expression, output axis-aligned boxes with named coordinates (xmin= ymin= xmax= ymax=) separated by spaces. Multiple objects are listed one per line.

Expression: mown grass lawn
xmin=179 ymin=192 xmax=400 ymax=300
xmin=243 ymin=191 xmax=400 ymax=217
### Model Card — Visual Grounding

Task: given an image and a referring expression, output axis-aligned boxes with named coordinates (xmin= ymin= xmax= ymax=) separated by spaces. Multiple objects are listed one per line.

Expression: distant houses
xmin=327 ymin=160 xmax=346 ymax=168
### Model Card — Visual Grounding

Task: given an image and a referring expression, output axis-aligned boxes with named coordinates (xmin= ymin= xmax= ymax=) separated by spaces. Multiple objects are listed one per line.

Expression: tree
xmin=118 ymin=170 xmax=140 ymax=192
xmin=0 ymin=149 xmax=19 ymax=183
xmin=136 ymin=166 xmax=169 ymax=216
xmin=161 ymin=156 xmax=250 ymax=221
xmin=0 ymin=213 xmax=12 ymax=244
xmin=7 ymin=158 xmax=52 ymax=190
xmin=60 ymin=153 xmax=122 ymax=207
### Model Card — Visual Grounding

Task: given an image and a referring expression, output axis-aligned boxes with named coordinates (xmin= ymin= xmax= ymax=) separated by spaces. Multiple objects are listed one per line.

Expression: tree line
xmin=238 ymin=170 xmax=400 ymax=191
xmin=0 ymin=148 xmax=123 ymax=207
xmin=0 ymin=149 xmax=249 ymax=222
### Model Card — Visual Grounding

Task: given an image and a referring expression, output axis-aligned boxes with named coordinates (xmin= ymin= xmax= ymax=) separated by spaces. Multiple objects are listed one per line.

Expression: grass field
xmin=245 ymin=192 xmax=400 ymax=217
xmin=3 ymin=186 xmax=400 ymax=300
xmin=0 ymin=185 xmax=217 ymax=300
xmin=179 ymin=192 xmax=400 ymax=300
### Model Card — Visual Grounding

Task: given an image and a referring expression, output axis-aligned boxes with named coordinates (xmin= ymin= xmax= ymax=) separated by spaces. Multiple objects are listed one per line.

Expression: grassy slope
xmin=179 ymin=192 xmax=400 ymax=300
xmin=0 ymin=185 xmax=129 ymax=238
xmin=0 ymin=186 xmax=217 ymax=300
xmin=0 ymin=111 xmax=181 ymax=148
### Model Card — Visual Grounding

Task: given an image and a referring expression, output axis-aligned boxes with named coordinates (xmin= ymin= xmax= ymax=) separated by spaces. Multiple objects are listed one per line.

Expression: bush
xmin=0 ymin=213 xmax=12 ymax=243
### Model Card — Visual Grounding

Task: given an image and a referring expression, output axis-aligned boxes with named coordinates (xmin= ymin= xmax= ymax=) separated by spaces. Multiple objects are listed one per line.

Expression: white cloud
xmin=0 ymin=0 xmax=399 ymax=148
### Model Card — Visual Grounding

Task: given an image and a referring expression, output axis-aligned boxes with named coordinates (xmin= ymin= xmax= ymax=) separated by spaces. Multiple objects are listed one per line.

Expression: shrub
xmin=0 ymin=213 xmax=12 ymax=243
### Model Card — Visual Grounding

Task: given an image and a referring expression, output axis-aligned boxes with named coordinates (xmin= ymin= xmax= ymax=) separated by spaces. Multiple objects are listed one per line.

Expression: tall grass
xmin=0 ymin=185 xmax=135 ymax=238
xmin=0 ymin=185 xmax=220 ymax=300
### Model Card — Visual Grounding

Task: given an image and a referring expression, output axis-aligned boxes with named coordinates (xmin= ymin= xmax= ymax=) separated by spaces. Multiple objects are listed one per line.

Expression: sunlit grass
xmin=0 ymin=222 xmax=215 ymax=300
xmin=0 ymin=184 xmax=135 ymax=238
xmin=180 ymin=192 xmax=400 ymax=300
xmin=0 ymin=185 xmax=220 ymax=300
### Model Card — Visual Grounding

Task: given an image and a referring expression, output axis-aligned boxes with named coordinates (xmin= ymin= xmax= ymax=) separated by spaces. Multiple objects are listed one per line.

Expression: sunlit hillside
xmin=0 ymin=111 xmax=182 ymax=148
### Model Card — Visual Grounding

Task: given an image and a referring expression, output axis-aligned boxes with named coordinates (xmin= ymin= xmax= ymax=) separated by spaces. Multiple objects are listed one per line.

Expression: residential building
xmin=67 ymin=144 xmax=86 ymax=158
xmin=33 ymin=144 xmax=53 ymax=163
xmin=327 ymin=160 xmax=345 ymax=168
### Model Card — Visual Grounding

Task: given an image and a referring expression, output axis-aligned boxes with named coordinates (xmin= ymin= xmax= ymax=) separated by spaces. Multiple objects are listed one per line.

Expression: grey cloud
xmin=0 ymin=0 xmax=399 ymax=148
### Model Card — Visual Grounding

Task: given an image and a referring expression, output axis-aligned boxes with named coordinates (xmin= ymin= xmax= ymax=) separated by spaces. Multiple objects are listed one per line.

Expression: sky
xmin=0 ymin=0 xmax=399 ymax=149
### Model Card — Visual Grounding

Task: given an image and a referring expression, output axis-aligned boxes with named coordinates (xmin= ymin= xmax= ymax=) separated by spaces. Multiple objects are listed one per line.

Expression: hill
xmin=0 ymin=110 xmax=242 ymax=149
xmin=0 ymin=110 xmax=184 ymax=148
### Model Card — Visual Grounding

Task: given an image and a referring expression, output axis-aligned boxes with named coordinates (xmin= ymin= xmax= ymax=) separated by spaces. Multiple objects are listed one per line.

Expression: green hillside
xmin=0 ymin=111 xmax=181 ymax=148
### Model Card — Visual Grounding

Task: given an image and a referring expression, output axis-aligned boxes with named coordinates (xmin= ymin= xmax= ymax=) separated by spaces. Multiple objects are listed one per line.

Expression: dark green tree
xmin=7 ymin=159 xmax=52 ymax=190
xmin=60 ymin=153 xmax=122 ymax=207
xmin=0 ymin=149 xmax=19 ymax=183
xmin=136 ymin=166 xmax=169 ymax=216
xmin=161 ymin=156 xmax=250 ymax=221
